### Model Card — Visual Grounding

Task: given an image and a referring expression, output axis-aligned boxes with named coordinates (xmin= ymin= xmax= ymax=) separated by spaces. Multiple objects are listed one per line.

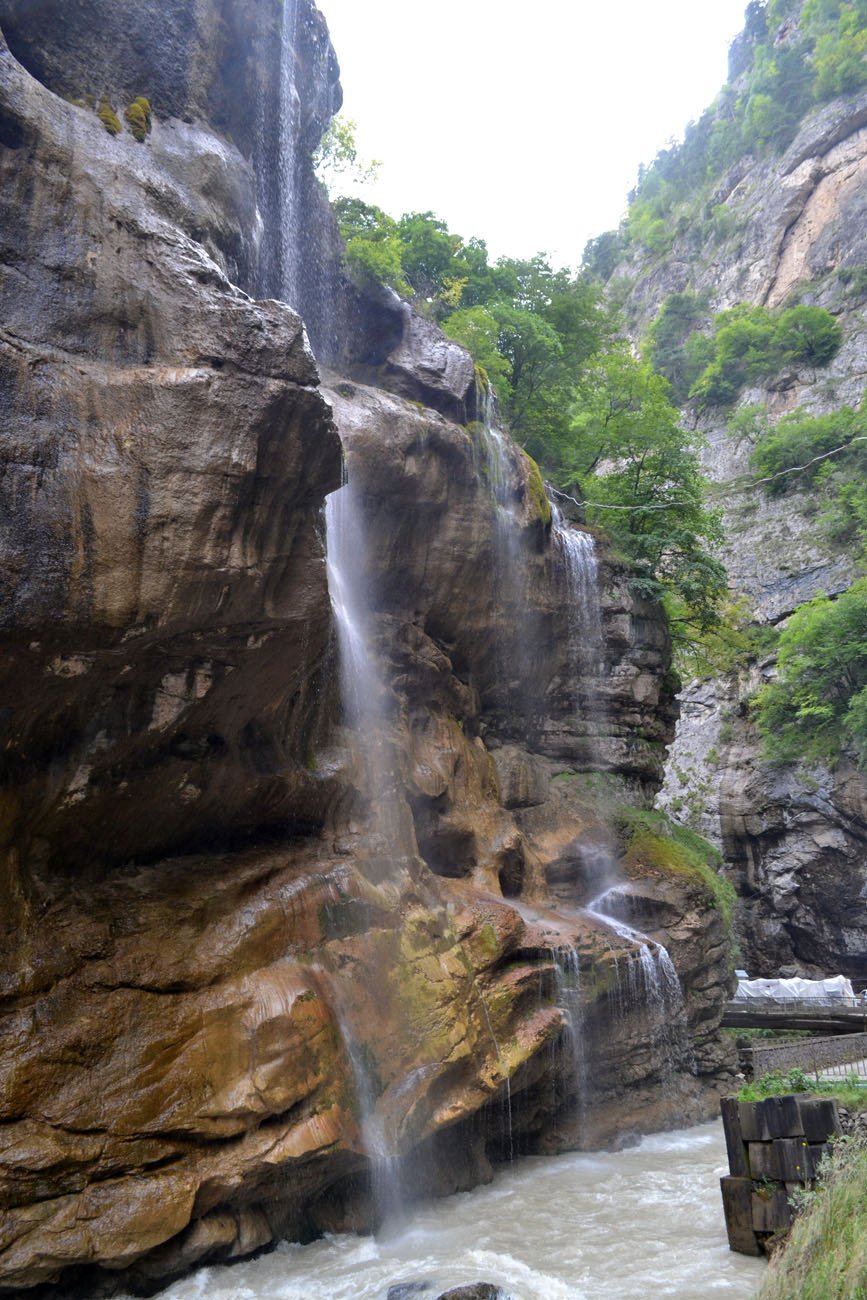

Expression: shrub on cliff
xmin=757 ymin=577 xmax=867 ymax=769
xmin=654 ymin=303 xmax=843 ymax=409
xmin=748 ymin=400 xmax=867 ymax=553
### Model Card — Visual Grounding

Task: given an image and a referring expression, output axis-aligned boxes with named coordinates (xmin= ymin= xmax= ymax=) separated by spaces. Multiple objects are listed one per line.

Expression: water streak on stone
xmin=278 ymin=0 xmax=301 ymax=306
xmin=550 ymin=499 xmax=605 ymax=755
xmin=587 ymin=884 xmax=695 ymax=1080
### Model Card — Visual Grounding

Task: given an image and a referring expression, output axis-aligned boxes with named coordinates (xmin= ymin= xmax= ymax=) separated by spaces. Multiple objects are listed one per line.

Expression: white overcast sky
xmin=317 ymin=0 xmax=750 ymax=268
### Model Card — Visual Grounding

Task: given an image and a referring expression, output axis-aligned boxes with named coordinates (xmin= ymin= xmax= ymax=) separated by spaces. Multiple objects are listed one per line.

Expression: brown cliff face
xmin=0 ymin=12 xmax=733 ymax=1295
xmin=611 ymin=27 xmax=867 ymax=975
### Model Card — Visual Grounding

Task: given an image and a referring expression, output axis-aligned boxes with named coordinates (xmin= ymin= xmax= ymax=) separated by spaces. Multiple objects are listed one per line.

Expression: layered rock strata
xmin=0 ymin=7 xmax=734 ymax=1294
xmin=614 ymin=33 xmax=867 ymax=973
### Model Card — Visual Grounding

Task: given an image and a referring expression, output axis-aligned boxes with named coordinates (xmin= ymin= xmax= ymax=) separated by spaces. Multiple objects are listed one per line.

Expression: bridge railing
xmin=731 ymin=996 xmax=865 ymax=1012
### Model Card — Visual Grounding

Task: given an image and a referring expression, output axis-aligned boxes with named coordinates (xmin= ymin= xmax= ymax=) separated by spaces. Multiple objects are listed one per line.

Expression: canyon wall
xmin=605 ymin=34 xmax=867 ymax=976
xmin=0 ymin=5 xmax=734 ymax=1294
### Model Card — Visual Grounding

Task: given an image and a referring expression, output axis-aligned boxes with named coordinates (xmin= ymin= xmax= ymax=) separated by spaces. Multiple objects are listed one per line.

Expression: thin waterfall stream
xmin=278 ymin=0 xmax=301 ymax=306
xmin=323 ymin=476 xmax=412 ymax=1223
xmin=549 ymin=499 xmax=694 ymax=1080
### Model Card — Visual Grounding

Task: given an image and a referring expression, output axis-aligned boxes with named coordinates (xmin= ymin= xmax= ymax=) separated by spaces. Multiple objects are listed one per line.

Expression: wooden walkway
xmin=722 ymin=999 xmax=867 ymax=1035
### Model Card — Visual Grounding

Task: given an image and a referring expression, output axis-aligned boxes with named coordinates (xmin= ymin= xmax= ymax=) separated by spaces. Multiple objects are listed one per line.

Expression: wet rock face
xmin=0 ymin=36 xmax=342 ymax=885
xmin=0 ymin=0 xmax=339 ymax=172
xmin=0 ymin=10 xmax=734 ymax=1297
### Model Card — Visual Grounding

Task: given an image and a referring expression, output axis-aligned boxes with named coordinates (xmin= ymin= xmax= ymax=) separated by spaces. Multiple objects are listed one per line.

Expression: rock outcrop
xmin=0 ymin=5 xmax=735 ymax=1294
xmin=608 ymin=10 xmax=867 ymax=975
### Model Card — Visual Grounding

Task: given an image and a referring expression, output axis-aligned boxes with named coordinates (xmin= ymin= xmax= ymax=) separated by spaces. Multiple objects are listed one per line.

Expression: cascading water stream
xmin=277 ymin=0 xmax=301 ymax=307
xmin=324 ymin=477 xmax=413 ymax=1223
xmin=550 ymin=498 xmax=605 ymax=761
xmin=587 ymin=881 xmax=695 ymax=1080
xmin=474 ymin=385 xmax=539 ymax=734
xmin=508 ymin=900 xmax=588 ymax=1127
xmin=549 ymin=499 xmax=694 ymax=1082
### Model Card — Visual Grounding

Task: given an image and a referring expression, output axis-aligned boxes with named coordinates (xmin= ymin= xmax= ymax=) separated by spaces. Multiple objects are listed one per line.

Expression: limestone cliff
xmin=602 ymin=6 xmax=867 ymax=977
xmin=0 ymin=4 xmax=734 ymax=1294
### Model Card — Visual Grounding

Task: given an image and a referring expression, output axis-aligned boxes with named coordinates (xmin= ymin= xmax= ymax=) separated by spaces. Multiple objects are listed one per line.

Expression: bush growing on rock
xmin=97 ymin=97 xmax=121 ymax=134
xmin=124 ymin=96 xmax=152 ymax=142
xmin=652 ymin=303 xmax=843 ymax=409
xmin=757 ymin=577 xmax=867 ymax=769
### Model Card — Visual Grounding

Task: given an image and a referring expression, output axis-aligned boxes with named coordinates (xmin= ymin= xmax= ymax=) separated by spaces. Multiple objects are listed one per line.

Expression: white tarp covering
xmin=734 ymin=975 xmax=857 ymax=1004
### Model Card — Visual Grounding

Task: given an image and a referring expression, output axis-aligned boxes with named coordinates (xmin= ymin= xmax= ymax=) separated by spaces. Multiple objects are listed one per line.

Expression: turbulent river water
xmin=144 ymin=1122 xmax=765 ymax=1300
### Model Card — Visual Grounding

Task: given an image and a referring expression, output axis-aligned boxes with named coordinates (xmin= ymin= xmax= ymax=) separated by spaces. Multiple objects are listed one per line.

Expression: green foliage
xmin=757 ymin=577 xmax=867 ymax=768
xmin=123 ymin=96 xmax=151 ymax=143
xmin=97 ymin=98 xmax=121 ymax=135
xmin=313 ymin=115 xmax=380 ymax=193
xmin=748 ymin=399 xmax=867 ymax=556
xmin=617 ymin=806 xmax=737 ymax=940
xmin=679 ymin=303 xmax=842 ymax=409
xmin=645 ymin=292 xmax=709 ymax=403
xmin=750 ymin=402 xmax=864 ymax=494
xmin=758 ymin=1132 xmax=867 ymax=1300
xmin=608 ymin=0 xmax=867 ymax=281
xmin=581 ymin=229 xmax=625 ymax=282
xmin=809 ymin=0 xmax=867 ymax=98
xmin=677 ymin=598 xmax=780 ymax=681
xmin=441 ymin=306 xmax=512 ymax=394
xmin=774 ymin=304 xmax=844 ymax=366
xmin=331 ymin=197 xmax=411 ymax=296
xmin=560 ymin=346 xmax=726 ymax=641
xmin=328 ymin=191 xmax=725 ymax=649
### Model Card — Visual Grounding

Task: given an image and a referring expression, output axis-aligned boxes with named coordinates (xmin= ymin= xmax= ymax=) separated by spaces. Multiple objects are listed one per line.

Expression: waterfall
xmin=587 ymin=883 xmax=695 ymax=1080
xmin=325 ymin=478 xmax=412 ymax=870
xmin=277 ymin=0 xmax=301 ymax=307
xmin=473 ymin=386 xmax=539 ymax=735
xmin=550 ymin=499 xmax=605 ymax=759
xmin=323 ymin=478 xmax=414 ymax=1223
xmin=509 ymin=900 xmax=589 ymax=1125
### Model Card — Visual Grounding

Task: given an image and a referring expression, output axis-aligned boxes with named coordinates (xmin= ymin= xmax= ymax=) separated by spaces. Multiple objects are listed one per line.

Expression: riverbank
xmin=136 ymin=1122 xmax=764 ymax=1300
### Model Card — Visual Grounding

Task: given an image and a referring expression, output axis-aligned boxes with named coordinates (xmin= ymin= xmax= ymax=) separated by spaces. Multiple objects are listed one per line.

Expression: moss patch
xmin=522 ymin=451 xmax=552 ymax=527
xmin=618 ymin=805 xmax=737 ymax=940
xmin=97 ymin=98 xmax=121 ymax=135
xmin=124 ymin=96 xmax=152 ymax=143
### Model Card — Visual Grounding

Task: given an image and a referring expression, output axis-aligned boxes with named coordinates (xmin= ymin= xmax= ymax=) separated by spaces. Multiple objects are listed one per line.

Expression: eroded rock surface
xmin=0 ymin=8 xmax=734 ymax=1295
xmin=619 ymin=19 xmax=867 ymax=973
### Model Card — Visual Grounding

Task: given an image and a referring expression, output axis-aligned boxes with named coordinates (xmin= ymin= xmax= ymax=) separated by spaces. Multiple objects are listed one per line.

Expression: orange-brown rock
xmin=0 ymin=8 xmax=735 ymax=1295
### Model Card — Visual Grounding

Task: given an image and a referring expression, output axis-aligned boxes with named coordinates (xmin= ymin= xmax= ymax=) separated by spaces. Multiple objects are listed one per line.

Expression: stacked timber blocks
xmin=719 ymin=1094 xmax=841 ymax=1256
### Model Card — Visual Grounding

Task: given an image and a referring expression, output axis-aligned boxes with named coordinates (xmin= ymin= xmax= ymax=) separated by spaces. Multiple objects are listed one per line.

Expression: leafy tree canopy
xmin=646 ymin=299 xmax=843 ymax=409
xmin=327 ymin=191 xmax=726 ymax=649
xmin=757 ymin=577 xmax=867 ymax=768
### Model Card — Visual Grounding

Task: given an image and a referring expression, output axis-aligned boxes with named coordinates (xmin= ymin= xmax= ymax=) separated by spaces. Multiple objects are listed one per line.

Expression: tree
xmin=758 ymin=578 xmax=867 ymax=768
xmin=773 ymin=304 xmax=843 ymax=366
xmin=646 ymin=292 xmax=709 ymax=403
xmin=396 ymin=212 xmax=461 ymax=306
xmin=313 ymin=116 xmax=380 ymax=194
xmin=331 ymin=198 xmax=410 ymax=296
xmin=441 ymin=306 xmax=512 ymax=395
xmin=565 ymin=346 xmax=727 ymax=640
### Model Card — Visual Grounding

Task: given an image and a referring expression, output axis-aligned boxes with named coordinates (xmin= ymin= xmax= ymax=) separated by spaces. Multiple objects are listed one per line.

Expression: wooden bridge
xmin=722 ymin=998 xmax=867 ymax=1035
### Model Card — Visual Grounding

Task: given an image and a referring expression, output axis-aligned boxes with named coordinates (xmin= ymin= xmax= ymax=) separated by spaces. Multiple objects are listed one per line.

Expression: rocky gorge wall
xmin=0 ymin=4 xmax=736 ymax=1294
xmin=606 ymin=30 xmax=867 ymax=977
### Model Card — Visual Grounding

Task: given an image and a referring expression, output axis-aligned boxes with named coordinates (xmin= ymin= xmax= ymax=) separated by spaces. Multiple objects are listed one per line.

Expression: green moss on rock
xmin=523 ymin=451 xmax=551 ymax=526
xmin=618 ymin=805 xmax=737 ymax=940
xmin=97 ymin=98 xmax=121 ymax=135
xmin=124 ymin=96 xmax=152 ymax=143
